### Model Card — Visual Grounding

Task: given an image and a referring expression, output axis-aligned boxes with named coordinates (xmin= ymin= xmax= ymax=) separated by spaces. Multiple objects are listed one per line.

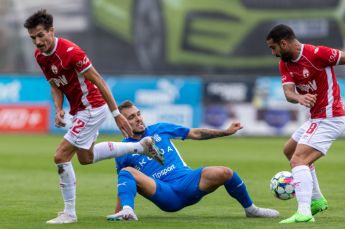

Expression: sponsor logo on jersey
xmin=51 ymin=65 xmax=58 ymax=74
xmin=67 ymin=47 xmax=74 ymax=52
xmin=151 ymin=164 xmax=176 ymax=179
xmin=296 ymin=80 xmax=317 ymax=92
xmin=51 ymin=75 xmax=68 ymax=87
xmin=302 ymin=68 xmax=310 ymax=78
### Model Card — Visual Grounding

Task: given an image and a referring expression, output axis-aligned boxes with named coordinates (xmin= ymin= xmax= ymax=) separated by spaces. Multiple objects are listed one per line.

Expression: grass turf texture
xmin=1 ymin=134 xmax=344 ymax=228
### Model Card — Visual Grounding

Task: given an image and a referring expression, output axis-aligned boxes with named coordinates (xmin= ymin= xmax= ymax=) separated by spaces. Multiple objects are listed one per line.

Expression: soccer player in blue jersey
xmin=106 ymin=101 xmax=280 ymax=221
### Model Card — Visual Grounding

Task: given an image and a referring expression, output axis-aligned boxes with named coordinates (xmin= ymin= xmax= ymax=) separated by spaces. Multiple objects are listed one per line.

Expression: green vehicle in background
xmin=92 ymin=0 xmax=345 ymax=73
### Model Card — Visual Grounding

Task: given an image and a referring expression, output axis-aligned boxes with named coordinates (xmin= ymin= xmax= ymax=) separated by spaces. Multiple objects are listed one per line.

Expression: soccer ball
xmin=270 ymin=171 xmax=295 ymax=200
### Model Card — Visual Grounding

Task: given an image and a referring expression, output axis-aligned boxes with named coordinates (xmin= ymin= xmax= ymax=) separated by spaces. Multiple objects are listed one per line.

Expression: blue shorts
xmin=146 ymin=168 xmax=207 ymax=212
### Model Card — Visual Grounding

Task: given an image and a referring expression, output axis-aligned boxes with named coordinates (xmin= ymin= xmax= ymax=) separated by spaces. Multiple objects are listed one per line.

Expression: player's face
xmin=121 ymin=106 xmax=146 ymax=135
xmin=266 ymin=38 xmax=293 ymax=62
xmin=28 ymin=25 xmax=55 ymax=54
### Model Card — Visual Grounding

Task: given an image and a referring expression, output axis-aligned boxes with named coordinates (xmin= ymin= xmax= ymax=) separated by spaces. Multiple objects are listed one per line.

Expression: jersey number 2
xmin=71 ymin=119 xmax=86 ymax=134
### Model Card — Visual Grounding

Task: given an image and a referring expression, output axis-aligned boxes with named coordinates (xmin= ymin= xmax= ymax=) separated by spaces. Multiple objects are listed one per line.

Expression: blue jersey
xmin=116 ymin=123 xmax=191 ymax=182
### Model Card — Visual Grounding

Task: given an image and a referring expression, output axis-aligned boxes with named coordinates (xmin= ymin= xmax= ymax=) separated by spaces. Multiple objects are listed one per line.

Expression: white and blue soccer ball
xmin=270 ymin=171 xmax=295 ymax=200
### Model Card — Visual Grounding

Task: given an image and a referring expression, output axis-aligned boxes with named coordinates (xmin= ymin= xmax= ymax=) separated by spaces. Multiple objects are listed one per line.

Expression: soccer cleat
xmin=311 ymin=197 xmax=328 ymax=216
xmin=46 ymin=212 xmax=77 ymax=224
xmin=106 ymin=207 xmax=138 ymax=221
xmin=245 ymin=206 xmax=280 ymax=218
xmin=279 ymin=212 xmax=315 ymax=224
xmin=140 ymin=136 xmax=165 ymax=165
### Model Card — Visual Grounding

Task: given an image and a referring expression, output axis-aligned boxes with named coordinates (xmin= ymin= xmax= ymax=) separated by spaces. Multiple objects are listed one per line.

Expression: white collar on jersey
xmin=292 ymin=44 xmax=304 ymax=63
xmin=42 ymin=37 xmax=58 ymax=56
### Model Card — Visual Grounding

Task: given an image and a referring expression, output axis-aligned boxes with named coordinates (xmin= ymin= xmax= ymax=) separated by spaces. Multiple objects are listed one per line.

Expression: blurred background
xmin=1 ymin=0 xmax=345 ymax=136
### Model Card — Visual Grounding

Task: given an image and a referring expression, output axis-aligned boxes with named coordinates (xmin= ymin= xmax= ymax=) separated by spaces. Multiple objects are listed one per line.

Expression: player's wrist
xmin=111 ymin=109 xmax=121 ymax=118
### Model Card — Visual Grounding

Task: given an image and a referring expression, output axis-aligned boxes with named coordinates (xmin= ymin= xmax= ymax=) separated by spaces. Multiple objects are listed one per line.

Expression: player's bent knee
xmin=221 ymin=167 xmax=233 ymax=180
xmin=76 ymin=149 xmax=93 ymax=165
xmin=289 ymin=156 xmax=306 ymax=168
xmin=78 ymin=158 xmax=93 ymax=165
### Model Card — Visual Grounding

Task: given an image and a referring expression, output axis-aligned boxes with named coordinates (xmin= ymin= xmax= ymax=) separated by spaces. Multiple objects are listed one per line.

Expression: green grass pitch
xmin=1 ymin=134 xmax=344 ymax=228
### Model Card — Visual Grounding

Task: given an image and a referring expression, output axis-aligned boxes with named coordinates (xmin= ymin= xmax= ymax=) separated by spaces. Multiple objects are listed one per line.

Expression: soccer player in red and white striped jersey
xmin=266 ymin=24 xmax=345 ymax=224
xmin=24 ymin=9 xmax=164 ymax=224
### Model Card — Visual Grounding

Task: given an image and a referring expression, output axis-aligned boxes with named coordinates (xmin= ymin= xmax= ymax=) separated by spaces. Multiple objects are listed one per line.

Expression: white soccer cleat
xmin=139 ymin=136 xmax=165 ymax=165
xmin=106 ymin=206 xmax=138 ymax=221
xmin=245 ymin=206 xmax=280 ymax=218
xmin=46 ymin=212 xmax=77 ymax=224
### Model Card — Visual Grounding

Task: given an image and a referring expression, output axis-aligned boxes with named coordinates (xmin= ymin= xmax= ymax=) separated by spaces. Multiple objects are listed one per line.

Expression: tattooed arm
xmin=186 ymin=122 xmax=243 ymax=140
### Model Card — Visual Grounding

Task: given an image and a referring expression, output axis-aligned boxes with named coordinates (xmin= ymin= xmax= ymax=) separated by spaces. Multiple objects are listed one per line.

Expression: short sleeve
xmin=156 ymin=123 xmax=190 ymax=140
xmin=279 ymin=61 xmax=294 ymax=85
xmin=67 ymin=46 xmax=92 ymax=73
xmin=313 ymin=46 xmax=341 ymax=68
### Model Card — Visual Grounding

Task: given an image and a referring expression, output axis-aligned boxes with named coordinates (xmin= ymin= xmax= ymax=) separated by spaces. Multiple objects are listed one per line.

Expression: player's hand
xmin=298 ymin=94 xmax=317 ymax=108
xmin=226 ymin=121 xmax=243 ymax=135
xmin=115 ymin=114 xmax=133 ymax=138
xmin=55 ymin=110 xmax=66 ymax=128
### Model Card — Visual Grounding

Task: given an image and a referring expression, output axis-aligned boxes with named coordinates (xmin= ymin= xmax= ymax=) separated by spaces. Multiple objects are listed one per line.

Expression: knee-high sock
xmin=292 ymin=165 xmax=313 ymax=215
xmin=117 ymin=170 xmax=137 ymax=209
xmin=310 ymin=164 xmax=323 ymax=200
xmin=57 ymin=162 xmax=76 ymax=216
xmin=93 ymin=142 xmax=144 ymax=163
xmin=224 ymin=172 xmax=253 ymax=208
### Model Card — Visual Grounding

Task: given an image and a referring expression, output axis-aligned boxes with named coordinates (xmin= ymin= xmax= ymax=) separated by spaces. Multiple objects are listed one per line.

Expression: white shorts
xmin=64 ymin=105 xmax=108 ymax=149
xmin=292 ymin=116 xmax=345 ymax=155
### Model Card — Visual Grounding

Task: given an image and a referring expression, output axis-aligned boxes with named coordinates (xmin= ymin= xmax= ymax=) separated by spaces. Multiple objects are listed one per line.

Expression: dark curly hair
xmin=266 ymin=24 xmax=296 ymax=43
xmin=24 ymin=9 xmax=53 ymax=30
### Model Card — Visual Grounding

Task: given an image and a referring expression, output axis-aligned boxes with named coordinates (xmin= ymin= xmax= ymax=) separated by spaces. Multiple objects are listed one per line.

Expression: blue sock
xmin=117 ymin=170 xmax=137 ymax=209
xmin=224 ymin=171 xmax=253 ymax=208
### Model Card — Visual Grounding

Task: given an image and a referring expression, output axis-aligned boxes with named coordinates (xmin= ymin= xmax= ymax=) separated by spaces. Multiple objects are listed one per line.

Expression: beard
xmin=280 ymin=52 xmax=294 ymax=62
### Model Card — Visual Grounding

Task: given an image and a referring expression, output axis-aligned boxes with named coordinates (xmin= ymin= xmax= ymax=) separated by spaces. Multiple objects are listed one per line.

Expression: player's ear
xmin=279 ymin=39 xmax=288 ymax=49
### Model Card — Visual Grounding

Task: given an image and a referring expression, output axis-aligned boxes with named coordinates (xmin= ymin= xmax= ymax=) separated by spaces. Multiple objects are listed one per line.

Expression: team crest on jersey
xmin=51 ymin=65 xmax=58 ymax=74
xmin=302 ymin=68 xmax=310 ymax=78
xmin=153 ymin=134 xmax=161 ymax=142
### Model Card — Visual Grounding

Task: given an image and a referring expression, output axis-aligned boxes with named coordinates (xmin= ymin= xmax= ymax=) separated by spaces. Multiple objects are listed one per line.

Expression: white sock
xmin=292 ymin=165 xmax=313 ymax=215
xmin=92 ymin=142 xmax=144 ymax=163
xmin=57 ymin=162 xmax=76 ymax=216
xmin=309 ymin=164 xmax=323 ymax=200
xmin=245 ymin=204 xmax=257 ymax=213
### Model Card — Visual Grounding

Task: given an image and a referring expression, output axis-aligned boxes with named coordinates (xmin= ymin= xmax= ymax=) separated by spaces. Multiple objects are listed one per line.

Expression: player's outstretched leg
xmin=245 ymin=204 xmax=280 ymax=218
xmin=139 ymin=136 xmax=165 ymax=165
xmin=107 ymin=206 xmax=138 ymax=221
xmin=46 ymin=212 xmax=77 ymax=224
xmin=92 ymin=137 xmax=164 ymax=165
xmin=224 ymin=171 xmax=279 ymax=218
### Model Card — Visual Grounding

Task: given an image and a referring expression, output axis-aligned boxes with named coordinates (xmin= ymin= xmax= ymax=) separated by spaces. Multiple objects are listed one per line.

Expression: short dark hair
xmin=266 ymin=24 xmax=296 ymax=43
xmin=24 ymin=9 xmax=53 ymax=30
xmin=118 ymin=100 xmax=135 ymax=113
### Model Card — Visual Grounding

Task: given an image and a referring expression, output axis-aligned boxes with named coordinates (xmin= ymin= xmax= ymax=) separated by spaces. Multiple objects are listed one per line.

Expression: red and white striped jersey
xmin=35 ymin=37 xmax=105 ymax=115
xmin=280 ymin=44 xmax=345 ymax=119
